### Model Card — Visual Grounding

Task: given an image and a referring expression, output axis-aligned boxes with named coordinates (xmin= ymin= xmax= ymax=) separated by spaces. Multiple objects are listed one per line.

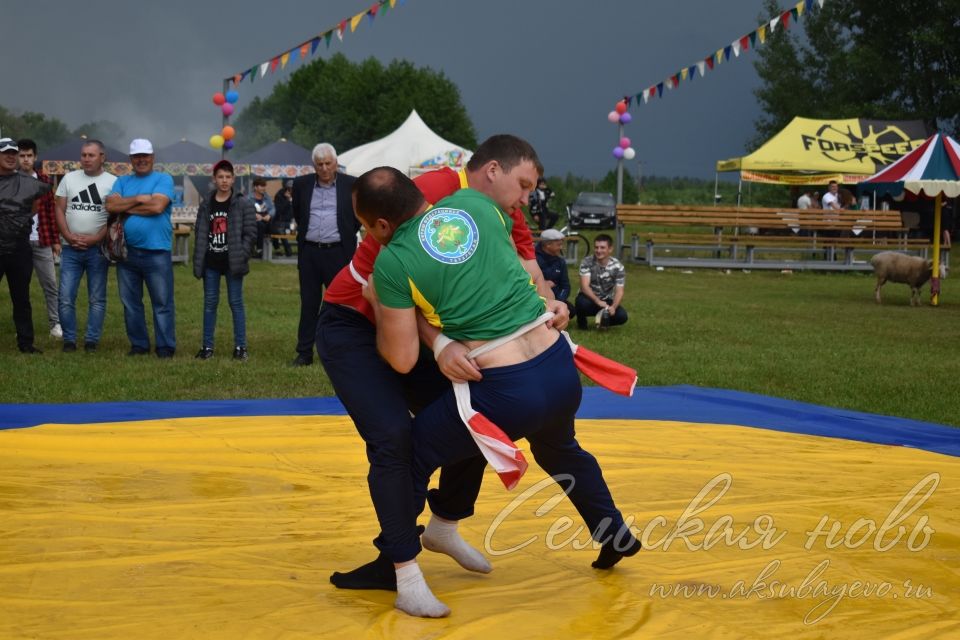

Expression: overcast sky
xmin=6 ymin=0 xmax=797 ymax=179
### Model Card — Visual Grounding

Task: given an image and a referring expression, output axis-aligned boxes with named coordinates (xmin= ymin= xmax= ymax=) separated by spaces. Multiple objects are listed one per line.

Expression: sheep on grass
xmin=869 ymin=251 xmax=944 ymax=306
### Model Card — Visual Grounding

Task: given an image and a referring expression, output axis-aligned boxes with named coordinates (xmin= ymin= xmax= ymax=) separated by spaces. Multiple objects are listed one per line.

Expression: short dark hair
xmin=466 ymin=134 xmax=543 ymax=175
xmin=828 ymin=180 xmax=838 ymax=186
xmin=353 ymin=167 xmax=426 ymax=225
xmin=252 ymin=177 xmax=267 ymax=187
xmin=17 ymin=138 xmax=37 ymax=154
xmin=80 ymin=139 xmax=105 ymax=154
xmin=213 ymin=159 xmax=234 ymax=175
xmin=595 ymin=233 xmax=614 ymax=247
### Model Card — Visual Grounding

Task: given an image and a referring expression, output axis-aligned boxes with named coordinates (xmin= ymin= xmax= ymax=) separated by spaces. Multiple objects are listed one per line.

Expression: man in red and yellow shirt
xmin=319 ymin=135 xmax=568 ymax=594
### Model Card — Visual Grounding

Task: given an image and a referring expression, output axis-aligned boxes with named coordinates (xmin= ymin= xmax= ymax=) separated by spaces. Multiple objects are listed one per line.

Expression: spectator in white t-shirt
xmin=54 ymin=140 xmax=116 ymax=352
xmin=797 ymin=191 xmax=813 ymax=209
xmin=822 ymin=180 xmax=842 ymax=210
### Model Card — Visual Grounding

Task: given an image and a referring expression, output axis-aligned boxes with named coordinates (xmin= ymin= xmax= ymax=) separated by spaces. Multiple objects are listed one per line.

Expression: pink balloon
xmin=612 ymin=147 xmax=625 ymax=159
xmin=607 ymin=111 xmax=620 ymax=123
xmin=619 ymin=137 xmax=631 ymax=149
xmin=619 ymin=112 xmax=633 ymax=124
xmin=221 ymin=103 xmax=234 ymax=116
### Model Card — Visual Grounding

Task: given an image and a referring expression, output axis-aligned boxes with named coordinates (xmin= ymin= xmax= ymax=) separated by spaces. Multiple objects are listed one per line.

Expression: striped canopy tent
xmin=859 ymin=133 xmax=960 ymax=305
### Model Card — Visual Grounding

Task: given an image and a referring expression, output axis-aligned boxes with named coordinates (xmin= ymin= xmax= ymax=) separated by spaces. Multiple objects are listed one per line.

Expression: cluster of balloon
xmin=606 ymin=100 xmax=635 ymax=160
xmin=209 ymin=90 xmax=240 ymax=150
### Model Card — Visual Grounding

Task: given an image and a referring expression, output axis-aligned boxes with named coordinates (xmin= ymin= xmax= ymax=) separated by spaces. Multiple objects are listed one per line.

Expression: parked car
xmin=566 ymin=192 xmax=617 ymax=229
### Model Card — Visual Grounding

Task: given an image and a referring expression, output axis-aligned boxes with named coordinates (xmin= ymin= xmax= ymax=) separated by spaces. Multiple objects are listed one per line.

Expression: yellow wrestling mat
xmin=1 ymin=414 xmax=958 ymax=639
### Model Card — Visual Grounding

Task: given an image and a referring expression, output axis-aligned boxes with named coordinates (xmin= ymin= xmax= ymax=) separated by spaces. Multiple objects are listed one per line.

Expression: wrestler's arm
xmin=417 ymin=313 xmax=481 ymax=383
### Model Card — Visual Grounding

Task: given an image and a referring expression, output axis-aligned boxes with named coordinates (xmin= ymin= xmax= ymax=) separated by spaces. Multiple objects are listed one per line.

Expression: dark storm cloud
xmin=6 ymin=0 xmax=790 ymax=178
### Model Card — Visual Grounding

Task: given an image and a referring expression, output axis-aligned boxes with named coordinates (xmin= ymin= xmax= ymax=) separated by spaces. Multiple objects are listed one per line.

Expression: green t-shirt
xmin=374 ymin=188 xmax=545 ymax=341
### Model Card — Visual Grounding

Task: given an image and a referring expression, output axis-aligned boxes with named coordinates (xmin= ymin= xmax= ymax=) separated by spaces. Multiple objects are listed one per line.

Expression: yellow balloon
xmin=209 ymin=135 xmax=225 ymax=149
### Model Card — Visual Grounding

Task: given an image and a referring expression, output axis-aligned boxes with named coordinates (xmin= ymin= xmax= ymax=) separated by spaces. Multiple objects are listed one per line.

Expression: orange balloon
xmin=221 ymin=126 xmax=236 ymax=141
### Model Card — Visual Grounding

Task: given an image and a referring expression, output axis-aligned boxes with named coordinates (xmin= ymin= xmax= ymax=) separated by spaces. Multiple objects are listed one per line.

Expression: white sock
xmin=394 ymin=563 xmax=450 ymax=618
xmin=421 ymin=516 xmax=492 ymax=574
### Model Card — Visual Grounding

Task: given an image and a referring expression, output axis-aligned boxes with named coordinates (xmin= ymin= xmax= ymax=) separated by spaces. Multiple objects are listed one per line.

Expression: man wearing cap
xmin=0 ymin=138 xmax=52 ymax=353
xmin=105 ymin=138 xmax=177 ymax=357
xmin=535 ymin=228 xmax=572 ymax=311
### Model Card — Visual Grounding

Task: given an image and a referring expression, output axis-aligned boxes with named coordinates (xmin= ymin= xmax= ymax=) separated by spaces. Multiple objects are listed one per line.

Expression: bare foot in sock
xmin=394 ymin=564 xmax=450 ymax=618
xmin=592 ymin=533 xmax=641 ymax=570
xmin=421 ymin=516 xmax=492 ymax=573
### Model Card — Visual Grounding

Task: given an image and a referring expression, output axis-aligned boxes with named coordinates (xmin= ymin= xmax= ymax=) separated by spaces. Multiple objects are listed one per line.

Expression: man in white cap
xmin=0 ymin=138 xmax=52 ymax=353
xmin=535 ymin=228 xmax=572 ymax=311
xmin=105 ymin=139 xmax=177 ymax=357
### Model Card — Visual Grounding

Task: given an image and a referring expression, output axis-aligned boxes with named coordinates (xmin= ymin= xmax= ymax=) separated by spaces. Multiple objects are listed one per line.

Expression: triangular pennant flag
xmin=338 ymin=19 xmax=347 ymax=40
xmin=796 ymin=0 xmax=806 ymax=16
xmin=369 ymin=2 xmax=379 ymax=16
xmin=324 ymin=32 xmax=333 ymax=48
xmin=249 ymin=67 xmax=256 ymax=84
xmin=715 ymin=49 xmax=724 ymax=65
xmin=312 ymin=37 xmax=321 ymax=54
xmin=705 ymin=56 xmax=715 ymax=71
xmin=806 ymin=0 xmax=815 ymax=10
xmin=656 ymin=82 xmax=664 ymax=97
xmin=680 ymin=67 xmax=689 ymax=81
xmin=723 ymin=45 xmax=732 ymax=61
xmin=749 ymin=30 xmax=758 ymax=48
xmin=697 ymin=60 xmax=706 ymax=76
xmin=688 ymin=65 xmax=697 ymax=80
xmin=672 ymin=73 xmax=680 ymax=88
xmin=732 ymin=40 xmax=742 ymax=57
xmin=289 ymin=47 xmax=299 ymax=64
xmin=381 ymin=0 xmax=390 ymax=13
xmin=758 ymin=25 xmax=767 ymax=43
xmin=642 ymin=88 xmax=650 ymax=103
xmin=367 ymin=11 xmax=375 ymax=25
xmin=780 ymin=10 xmax=791 ymax=29
xmin=350 ymin=12 xmax=364 ymax=32
xmin=259 ymin=62 xmax=269 ymax=78
xmin=818 ymin=0 xmax=825 ymax=8
xmin=300 ymin=43 xmax=310 ymax=58
xmin=769 ymin=17 xmax=778 ymax=33
xmin=280 ymin=52 xmax=290 ymax=69
xmin=740 ymin=35 xmax=750 ymax=51
xmin=390 ymin=0 xmax=396 ymax=6
xmin=790 ymin=7 xmax=799 ymax=22
xmin=269 ymin=56 xmax=280 ymax=73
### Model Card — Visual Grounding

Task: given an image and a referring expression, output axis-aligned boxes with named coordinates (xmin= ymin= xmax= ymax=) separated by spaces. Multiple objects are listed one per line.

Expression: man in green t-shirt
xmin=359 ymin=167 xmax=640 ymax=618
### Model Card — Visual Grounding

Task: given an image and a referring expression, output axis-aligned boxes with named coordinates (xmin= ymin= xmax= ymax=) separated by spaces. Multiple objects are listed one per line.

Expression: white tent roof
xmin=339 ymin=110 xmax=472 ymax=176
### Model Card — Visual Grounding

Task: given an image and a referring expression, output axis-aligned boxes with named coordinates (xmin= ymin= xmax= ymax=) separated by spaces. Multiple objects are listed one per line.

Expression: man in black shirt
xmin=0 ymin=138 xmax=52 ymax=353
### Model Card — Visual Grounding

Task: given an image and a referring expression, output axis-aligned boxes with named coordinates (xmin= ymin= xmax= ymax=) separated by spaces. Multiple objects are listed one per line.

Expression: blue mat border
xmin=1 ymin=385 xmax=957 ymax=457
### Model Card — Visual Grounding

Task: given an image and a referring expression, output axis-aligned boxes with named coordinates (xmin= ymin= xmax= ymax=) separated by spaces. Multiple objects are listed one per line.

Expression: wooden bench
xmin=262 ymin=234 xmax=297 ymax=263
xmin=172 ymin=228 xmax=191 ymax=264
xmin=615 ymin=204 xmax=933 ymax=270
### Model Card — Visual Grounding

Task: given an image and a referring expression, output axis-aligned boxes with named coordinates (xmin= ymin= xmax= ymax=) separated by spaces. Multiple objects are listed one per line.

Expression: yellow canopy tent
xmin=716 ymin=117 xmax=930 ymax=186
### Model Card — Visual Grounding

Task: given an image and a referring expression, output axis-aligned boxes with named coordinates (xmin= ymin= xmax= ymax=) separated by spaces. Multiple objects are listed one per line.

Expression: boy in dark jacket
xmin=192 ymin=160 xmax=257 ymax=360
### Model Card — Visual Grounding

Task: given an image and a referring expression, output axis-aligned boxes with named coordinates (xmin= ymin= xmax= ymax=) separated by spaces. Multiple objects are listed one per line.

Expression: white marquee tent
xmin=339 ymin=110 xmax=472 ymax=176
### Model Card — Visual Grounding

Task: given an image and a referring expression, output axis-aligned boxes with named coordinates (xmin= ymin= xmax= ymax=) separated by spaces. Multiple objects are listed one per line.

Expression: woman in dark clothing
xmin=192 ymin=160 xmax=257 ymax=360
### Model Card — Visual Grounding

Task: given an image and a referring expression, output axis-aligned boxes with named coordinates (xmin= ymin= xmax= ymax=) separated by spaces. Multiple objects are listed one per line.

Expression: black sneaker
xmin=233 ymin=346 xmax=248 ymax=361
xmin=62 ymin=342 xmax=77 ymax=353
xmin=127 ymin=347 xmax=149 ymax=356
xmin=156 ymin=349 xmax=175 ymax=359
xmin=195 ymin=347 xmax=214 ymax=360
xmin=19 ymin=345 xmax=42 ymax=354
xmin=84 ymin=342 xmax=97 ymax=353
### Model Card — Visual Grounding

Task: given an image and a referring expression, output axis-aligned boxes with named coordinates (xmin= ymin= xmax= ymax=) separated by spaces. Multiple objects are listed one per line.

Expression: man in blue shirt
xmin=106 ymin=138 xmax=177 ymax=357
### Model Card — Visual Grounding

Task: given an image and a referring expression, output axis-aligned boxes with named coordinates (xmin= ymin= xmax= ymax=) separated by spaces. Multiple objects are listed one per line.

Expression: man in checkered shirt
xmin=575 ymin=233 xmax=628 ymax=330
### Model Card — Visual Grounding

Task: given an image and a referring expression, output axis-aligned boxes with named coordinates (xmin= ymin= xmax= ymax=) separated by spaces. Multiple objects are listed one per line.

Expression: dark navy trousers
xmin=316 ymin=303 xmax=486 ymax=563
xmin=410 ymin=336 xmax=630 ymax=551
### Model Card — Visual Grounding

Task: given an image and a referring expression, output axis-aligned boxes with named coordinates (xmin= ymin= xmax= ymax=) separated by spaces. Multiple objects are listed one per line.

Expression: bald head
xmin=353 ymin=166 xmax=426 ymax=227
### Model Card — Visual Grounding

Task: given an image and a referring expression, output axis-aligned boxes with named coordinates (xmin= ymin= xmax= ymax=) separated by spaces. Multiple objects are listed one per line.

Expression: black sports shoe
xmin=233 ymin=346 xmax=248 ymax=361
xmin=84 ymin=342 xmax=97 ymax=353
xmin=195 ymin=347 xmax=214 ymax=360
xmin=19 ymin=345 xmax=42 ymax=354
xmin=62 ymin=342 xmax=77 ymax=353
xmin=127 ymin=347 xmax=149 ymax=356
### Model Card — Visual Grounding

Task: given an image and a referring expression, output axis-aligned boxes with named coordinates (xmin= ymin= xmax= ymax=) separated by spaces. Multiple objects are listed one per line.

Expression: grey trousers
xmin=30 ymin=242 xmax=59 ymax=328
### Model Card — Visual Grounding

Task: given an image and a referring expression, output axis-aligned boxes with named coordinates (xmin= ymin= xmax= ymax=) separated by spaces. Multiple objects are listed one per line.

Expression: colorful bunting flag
xmin=616 ymin=0 xmax=825 ymax=109
xmin=370 ymin=2 xmax=379 ymax=16
xmin=280 ymin=52 xmax=290 ymax=69
xmin=312 ymin=36 xmax=321 ymax=54
xmin=300 ymin=42 xmax=310 ymax=58
xmin=270 ymin=57 xmax=280 ymax=73
xmin=259 ymin=62 xmax=269 ymax=78
xmin=249 ymin=66 xmax=256 ymax=83
xmin=350 ymin=12 xmax=364 ymax=32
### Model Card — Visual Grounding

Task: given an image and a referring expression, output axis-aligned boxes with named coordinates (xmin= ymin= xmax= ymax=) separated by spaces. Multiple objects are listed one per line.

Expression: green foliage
xmin=234 ymin=54 xmax=477 ymax=155
xmin=0 ymin=105 xmax=72 ymax=150
xmin=752 ymin=0 xmax=960 ymax=148
xmin=2 ymin=254 xmax=958 ymax=427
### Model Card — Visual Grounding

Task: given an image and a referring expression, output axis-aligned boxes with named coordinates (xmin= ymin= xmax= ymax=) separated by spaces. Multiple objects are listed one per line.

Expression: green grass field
xmin=1 ymin=251 xmax=958 ymax=427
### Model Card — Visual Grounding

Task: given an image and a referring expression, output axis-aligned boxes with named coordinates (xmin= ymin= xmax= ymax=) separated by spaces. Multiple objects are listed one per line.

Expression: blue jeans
xmin=117 ymin=247 xmax=176 ymax=354
xmin=202 ymin=267 xmax=246 ymax=349
xmin=58 ymin=245 xmax=109 ymax=345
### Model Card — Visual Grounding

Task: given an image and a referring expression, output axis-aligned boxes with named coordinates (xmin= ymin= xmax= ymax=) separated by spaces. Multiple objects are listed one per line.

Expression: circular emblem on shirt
xmin=418 ymin=207 xmax=479 ymax=264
